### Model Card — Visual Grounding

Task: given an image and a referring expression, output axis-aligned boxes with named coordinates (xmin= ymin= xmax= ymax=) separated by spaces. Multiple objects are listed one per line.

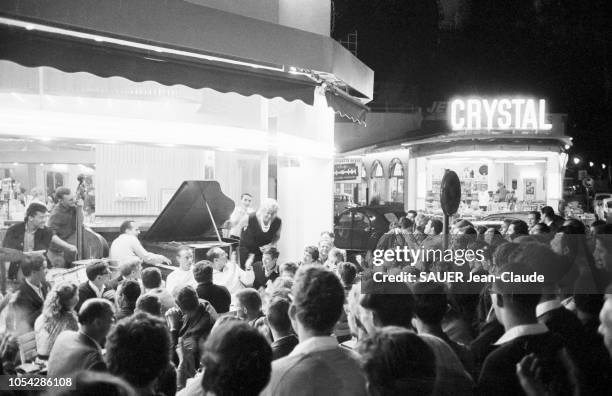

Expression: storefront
xmin=337 ymin=97 xmax=570 ymax=217
xmin=0 ymin=0 xmax=373 ymax=261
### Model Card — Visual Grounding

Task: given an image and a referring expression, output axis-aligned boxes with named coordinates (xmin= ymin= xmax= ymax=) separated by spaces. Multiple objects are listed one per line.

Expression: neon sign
xmin=449 ymin=98 xmax=553 ymax=131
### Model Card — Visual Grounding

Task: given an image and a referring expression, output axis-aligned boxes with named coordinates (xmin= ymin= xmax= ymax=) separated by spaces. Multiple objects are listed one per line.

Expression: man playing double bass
xmin=47 ymin=187 xmax=81 ymax=267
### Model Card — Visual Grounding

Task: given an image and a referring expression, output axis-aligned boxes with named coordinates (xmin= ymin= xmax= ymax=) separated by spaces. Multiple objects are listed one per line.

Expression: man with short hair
xmin=526 ymin=211 xmax=541 ymax=232
xmin=541 ymin=206 xmax=564 ymax=234
xmin=253 ymin=246 xmax=280 ymax=290
xmin=207 ymin=247 xmax=254 ymax=296
xmin=135 ymin=294 xmax=162 ymax=317
xmin=279 ymin=262 xmax=298 ymax=278
xmin=47 ymin=187 xmax=82 ymax=267
xmin=115 ymin=280 xmax=141 ymax=320
xmin=267 ymin=297 xmax=298 ymax=360
xmin=318 ymin=238 xmax=333 ymax=265
xmin=262 ymin=265 xmax=368 ymax=396
xmin=142 ymin=267 xmax=175 ymax=314
xmin=506 ymin=219 xmax=529 ymax=241
xmin=2 ymin=202 xmax=76 ymax=278
xmin=106 ymin=312 xmax=172 ymax=395
xmin=201 ymin=322 xmax=272 ymax=396
xmin=166 ymin=286 xmax=218 ymax=389
xmin=166 ymin=246 xmax=197 ymax=296
xmin=478 ymin=253 xmax=576 ymax=396
xmin=47 ymin=298 xmax=114 ymax=377
xmin=110 ymin=220 xmax=170 ymax=266
xmin=235 ymin=288 xmax=264 ymax=325
xmin=8 ymin=255 xmax=49 ymax=333
xmin=108 ymin=260 xmax=141 ymax=290
xmin=228 ymin=193 xmax=254 ymax=239
xmin=193 ymin=260 xmax=231 ymax=314
xmin=76 ymin=260 xmax=113 ymax=312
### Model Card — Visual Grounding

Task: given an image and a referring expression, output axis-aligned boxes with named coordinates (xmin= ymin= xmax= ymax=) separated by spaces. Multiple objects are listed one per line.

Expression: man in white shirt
xmin=109 ymin=220 xmax=170 ymax=266
xmin=166 ymin=246 xmax=197 ymax=296
xmin=228 ymin=193 xmax=254 ymax=239
xmin=206 ymin=247 xmax=254 ymax=297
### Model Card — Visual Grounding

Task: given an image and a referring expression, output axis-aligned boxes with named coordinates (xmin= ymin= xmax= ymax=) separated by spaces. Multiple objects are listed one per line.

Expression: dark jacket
xmin=240 ymin=214 xmax=281 ymax=257
xmin=2 ymin=222 xmax=54 ymax=279
xmin=477 ymin=332 xmax=576 ymax=396
xmin=47 ymin=331 xmax=106 ymax=378
xmin=9 ymin=280 xmax=49 ymax=332
xmin=252 ymin=261 xmax=279 ymax=290
xmin=75 ymin=281 xmax=107 ymax=312
xmin=196 ymin=282 xmax=231 ymax=314
xmin=271 ymin=334 xmax=299 ymax=360
xmin=48 ymin=204 xmax=77 ymax=241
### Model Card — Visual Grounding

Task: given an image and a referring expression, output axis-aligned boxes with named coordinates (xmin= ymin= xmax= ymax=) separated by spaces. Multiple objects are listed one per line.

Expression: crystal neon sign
xmin=449 ymin=98 xmax=553 ymax=131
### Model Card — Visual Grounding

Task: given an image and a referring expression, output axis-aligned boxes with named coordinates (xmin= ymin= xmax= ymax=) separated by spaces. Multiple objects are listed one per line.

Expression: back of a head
xmin=430 ymin=219 xmax=443 ymax=235
xmin=202 ymin=321 xmax=272 ymax=396
xmin=118 ymin=280 xmax=141 ymax=305
xmin=412 ymin=282 xmax=448 ymax=326
xmin=266 ymin=297 xmax=292 ymax=333
xmin=510 ymin=220 xmax=529 ymax=235
xmin=541 ymin=206 xmax=554 ymax=217
xmin=292 ymin=265 xmax=345 ymax=334
xmin=491 ymin=242 xmax=520 ymax=270
xmin=175 ymin=286 xmax=199 ymax=312
xmin=235 ymin=288 xmax=262 ymax=314
xmin=135 ymin=294 xmax=162 ymax=317
xmin=360 ymin=282 xmax=415 ymax=329
xmin=78 ymin=298 xmax=114 ymax=325
xmin=49 ymin=370 xmax=136 ymax=396
xmin=399 ymin=216 xmax=413 ymax=230
xmin=119 ymin=261 xmax=139 ymax=278
xmin=20 ymin=255 xmax=45 ymax=277
xmin=358 ymin=326 xmax=436 ymax=396
xmin=141 ymin=267 xmax=162 ymax=289
xmin=338 ymin=262 xmax=357 ymax=287
xmin=192 ymin=260 xmax=214 ymax=283
xmin=106 ymin=313 xmax=171 ymax=389
xmin=517 ymin=241 xmax=570 ymax=285
xmin=279 ymin=262 xmax=298 ymax=277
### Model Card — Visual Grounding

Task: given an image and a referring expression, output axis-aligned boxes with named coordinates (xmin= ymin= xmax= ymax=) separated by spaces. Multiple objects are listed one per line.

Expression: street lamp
xmin=589 ymin=161 xmax=594 ymax=167
xmin=603 ymin=163 xmax=607 ymax=170
xmin=564 ymin=144 xmax=570 ymax=150
xmin=573 ymin=157 xmax=581 ymax=165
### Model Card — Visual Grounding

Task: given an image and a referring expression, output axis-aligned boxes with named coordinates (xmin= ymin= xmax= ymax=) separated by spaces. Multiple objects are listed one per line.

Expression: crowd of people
xmin=2 ymin=196 xmax=612 ymax=395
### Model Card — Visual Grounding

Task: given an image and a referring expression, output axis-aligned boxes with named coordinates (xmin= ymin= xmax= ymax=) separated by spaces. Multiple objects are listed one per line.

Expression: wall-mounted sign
xmin=449 ymin=98 xmax=553 ymax=131
xmin=334 ymin=163 xmax=359 ymax=181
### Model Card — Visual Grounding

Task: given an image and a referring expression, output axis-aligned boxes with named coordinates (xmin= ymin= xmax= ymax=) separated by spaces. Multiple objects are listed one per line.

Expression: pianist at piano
xmin=109 ymin=220 xmax=171 ymax=266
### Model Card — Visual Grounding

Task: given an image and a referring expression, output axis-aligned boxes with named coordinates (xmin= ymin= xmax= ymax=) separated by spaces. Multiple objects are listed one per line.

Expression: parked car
xmin=471 ymin=211 xmax=531 ymax=230
xmin=334 ymin=206 xmax=405 ymax=252
xmin=334 ymin=193 xmax=356 ymax=217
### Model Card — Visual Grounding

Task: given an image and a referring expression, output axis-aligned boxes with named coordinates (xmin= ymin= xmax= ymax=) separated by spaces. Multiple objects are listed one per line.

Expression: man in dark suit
xmin=192 ymin=260 xmax=230 ymax=313
xmin=75 ymin=260 xmax=113 ymax=312
xmin=267 ymin=297 xmax=298 ymax=360
xmin=8 ymin=255 xmax=49 ymax=333
xmin=2 ymin=202 xmax=76 ymax=279
xmin=477 ymin=243 xmax=578 ymax=396
xmin=47 ymin=298 xmax=114 ymax=377
xmin=252 ymin=246 xmax=280 ymax=290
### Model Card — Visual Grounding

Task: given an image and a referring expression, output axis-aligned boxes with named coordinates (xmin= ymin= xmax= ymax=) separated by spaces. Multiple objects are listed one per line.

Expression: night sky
xmin=332 ymin=0 xmax=612 ymax=167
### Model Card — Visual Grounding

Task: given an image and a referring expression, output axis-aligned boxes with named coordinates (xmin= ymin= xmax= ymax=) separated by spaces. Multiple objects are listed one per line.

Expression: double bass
xmin=49 ymin=200 xmax=108 ymax=267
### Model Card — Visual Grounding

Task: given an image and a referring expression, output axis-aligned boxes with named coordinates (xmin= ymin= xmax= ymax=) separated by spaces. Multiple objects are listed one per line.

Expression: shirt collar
xmin=494 ymin=323 xmax=548 ymax=345
xmin=79 ymin=330 xmax=102 ymax=351
xmin=536 ymin=299 xmax=562 ymax=318
xmin=289 ymin=336 xmax=338 ymax=356
xmin=88 ymin=281 xmax=104 ymax=297
xmin=25 ymin=278 xmax=43 ymax=296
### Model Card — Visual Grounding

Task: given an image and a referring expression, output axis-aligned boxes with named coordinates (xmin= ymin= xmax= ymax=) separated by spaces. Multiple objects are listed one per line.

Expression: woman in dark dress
xmin=239 ymin=198 xmax=281 ymax=268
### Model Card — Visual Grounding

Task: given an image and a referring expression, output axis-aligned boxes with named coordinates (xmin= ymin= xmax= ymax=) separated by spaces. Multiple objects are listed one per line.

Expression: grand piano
xmin=140 ymin=180 xmax=239 ymax=278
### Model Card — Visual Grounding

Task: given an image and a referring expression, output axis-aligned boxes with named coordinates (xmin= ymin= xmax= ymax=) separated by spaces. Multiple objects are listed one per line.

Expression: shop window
xmin=46 ymin=172 xmax=65 ymax=196
xmin=388 ymin=158 xmax=404 ymax=203
xmin=370 ymin=160 xmax=384 ymax=201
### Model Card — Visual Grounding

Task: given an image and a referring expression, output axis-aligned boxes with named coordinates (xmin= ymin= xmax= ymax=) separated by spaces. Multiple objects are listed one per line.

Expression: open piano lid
xmin=144 ymin=181 xmax=235 ymax=242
